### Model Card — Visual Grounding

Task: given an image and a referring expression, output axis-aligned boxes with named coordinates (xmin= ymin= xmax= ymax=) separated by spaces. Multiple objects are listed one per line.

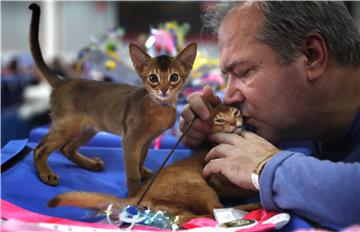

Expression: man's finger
xmin=181 ymin=104 xmax=195 ymax=121
xmin=204 ymin=143 xmax=234 ymax=162
xmin=208 ymin=132 xmax=243 ymax=145
xmin=202 ymin=85 xmax=222 ymax=106
xmin=184 ymin=128 xmax=207 ymax=141
xmin=202 ymin=158 xmax=223 ymax=178
xmin=241 ymin=131 xmax=262 ymax=140
xmin=181 ymin=136 xmax=203 ymax=148
xmin=187 ymin=93 xmax=211 ymax=120
xmin=179 ymin=118 xmax=210 ymax=134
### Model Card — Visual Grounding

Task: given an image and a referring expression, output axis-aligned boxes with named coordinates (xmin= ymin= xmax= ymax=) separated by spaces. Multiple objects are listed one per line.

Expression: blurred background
xmin=2 ymin=1 xmax=360 ymax=147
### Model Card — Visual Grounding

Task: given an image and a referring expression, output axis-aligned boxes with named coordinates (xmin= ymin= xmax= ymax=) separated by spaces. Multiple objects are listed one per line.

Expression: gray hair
xmin=202 ymin=1 xmax=360 ymax=65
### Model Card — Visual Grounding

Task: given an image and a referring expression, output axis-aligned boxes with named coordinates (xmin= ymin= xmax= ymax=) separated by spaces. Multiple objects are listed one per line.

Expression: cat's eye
xmin=214 ymin=118 xmax=226 ymax=125
xmin=169 ymin=73 xmax=179 ymax=83
xmin=148 ymin=74 xmax=159 ymax=84
xmin=234 ymin=109 xmax=241 ymax=117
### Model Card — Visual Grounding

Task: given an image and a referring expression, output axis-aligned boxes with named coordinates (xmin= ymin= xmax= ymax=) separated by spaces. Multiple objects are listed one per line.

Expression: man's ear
xmin=129 ymin=43 xmax=152 ymax=75
xmin=300 ymin=33 xmax=328 ymax=82
xmin=174 ymin=42 xmax=197 ymax=74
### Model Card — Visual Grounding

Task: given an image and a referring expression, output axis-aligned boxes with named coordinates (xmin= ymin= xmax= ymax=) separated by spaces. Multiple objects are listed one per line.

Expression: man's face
xmin=219 ymin=5 xmax=312 ymax=143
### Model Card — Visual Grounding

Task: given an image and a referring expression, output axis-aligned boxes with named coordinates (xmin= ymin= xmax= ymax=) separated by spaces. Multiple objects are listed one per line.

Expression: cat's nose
xmin=160 ymin=88 xmax=168 ymax=96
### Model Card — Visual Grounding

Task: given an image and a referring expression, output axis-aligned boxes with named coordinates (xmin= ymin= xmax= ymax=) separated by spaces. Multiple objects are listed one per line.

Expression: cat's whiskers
xmin=146 ymin=91 xmax=177 ymax=107
xmin=141 ymin=92 xmax=153 ymax=104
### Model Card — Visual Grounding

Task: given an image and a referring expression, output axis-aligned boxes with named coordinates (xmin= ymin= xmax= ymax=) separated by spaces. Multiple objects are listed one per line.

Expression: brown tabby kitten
xmin=48 ymin=104 xmax=254 ymax=224
xmin=28 ymin=3 xmax=197 ymax=196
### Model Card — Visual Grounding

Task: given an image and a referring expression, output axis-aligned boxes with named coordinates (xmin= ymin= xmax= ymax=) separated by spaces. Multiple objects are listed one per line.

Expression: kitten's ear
xmin=174 ymin=42 xmax=197 ymax=74
xmin=129 ymin=43 xmax=152 ymax=75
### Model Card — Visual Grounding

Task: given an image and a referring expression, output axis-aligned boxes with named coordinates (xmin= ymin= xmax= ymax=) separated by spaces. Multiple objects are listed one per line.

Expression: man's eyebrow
xmin=222 ymin=61 xmax=251 ymax=73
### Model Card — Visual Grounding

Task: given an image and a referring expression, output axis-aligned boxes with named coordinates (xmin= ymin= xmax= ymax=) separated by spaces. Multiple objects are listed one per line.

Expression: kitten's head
xmin=209 ymin=104 xmax=243 ymax=134
xmin=129 ymin=43 xmax=197 ymax=105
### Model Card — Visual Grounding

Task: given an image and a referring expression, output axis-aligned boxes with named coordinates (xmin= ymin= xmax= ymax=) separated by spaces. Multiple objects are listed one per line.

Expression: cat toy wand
xmin=136 ymin=116 xmax=197 ymax=206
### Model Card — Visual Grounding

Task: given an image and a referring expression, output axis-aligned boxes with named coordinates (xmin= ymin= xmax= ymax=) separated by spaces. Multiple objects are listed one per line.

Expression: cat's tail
xmin=28 ymin=3 xmax=63 ymax=88
xmin=48 ymin=192 xmax=136 ymax=212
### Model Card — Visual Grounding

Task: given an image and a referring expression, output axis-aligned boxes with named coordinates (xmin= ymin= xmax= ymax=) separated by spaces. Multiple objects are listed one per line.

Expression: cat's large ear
xmin=129 ymin=43 xmax=153 ymax=75
xmin=174 ymin=42 xmax=197 ymax=74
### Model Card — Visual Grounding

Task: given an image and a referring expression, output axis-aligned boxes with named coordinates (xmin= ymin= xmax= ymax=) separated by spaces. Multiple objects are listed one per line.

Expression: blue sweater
xmin=259 ymin=111 xmax=360 ymax=229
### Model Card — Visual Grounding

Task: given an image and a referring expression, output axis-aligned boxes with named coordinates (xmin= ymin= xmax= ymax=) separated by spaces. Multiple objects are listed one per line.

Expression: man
xmin=180 ymin=1 xmax=360 ymax=228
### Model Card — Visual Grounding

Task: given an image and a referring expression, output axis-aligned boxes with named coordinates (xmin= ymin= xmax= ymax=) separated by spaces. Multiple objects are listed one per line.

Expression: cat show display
xmin=22 ymin=3 xmax=275 ymax=231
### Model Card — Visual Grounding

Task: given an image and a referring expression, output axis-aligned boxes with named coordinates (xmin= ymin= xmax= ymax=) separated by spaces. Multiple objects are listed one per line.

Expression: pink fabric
xmin=239 ymin=209 xmax=278 ymax=232
xmin=1 ymin=199 xmax=117 ymax=229
xmin=182 ymin=217 xmax=218 ymax=229
xmin=1 ymin=199 xmax=286 ymax=231
xmin=2 ymin=219 xmax=59 ymax=232
xmin=1 ymin=199 xmax=186 ymax=231
xmin=182 ymin=209 xmax=281 ymax=232
xmin=153 ymin=134 xmax=163 ymax=150
xmin=243 ymin=209 xmax=278 ymax=221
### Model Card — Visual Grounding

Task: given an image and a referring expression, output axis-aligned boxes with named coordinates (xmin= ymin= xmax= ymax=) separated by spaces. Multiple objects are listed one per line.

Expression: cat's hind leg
xmin=61 ymin=129 xmax=104 ymax=171
xmin=34 ymin=124 xmax=80 ymax=185
xmin=188 ymin=184 xmax=223 ymax=215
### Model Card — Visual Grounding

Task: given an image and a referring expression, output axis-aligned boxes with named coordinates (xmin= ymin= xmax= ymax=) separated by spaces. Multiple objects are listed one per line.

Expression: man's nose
xmin=223 ymin=77 xmax=245 ymax=105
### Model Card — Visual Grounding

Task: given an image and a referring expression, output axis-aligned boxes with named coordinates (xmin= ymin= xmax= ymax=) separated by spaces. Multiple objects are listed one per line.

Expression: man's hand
xmin=203 ymin=131 xmax=280 ymax=191
xmin=179 ymin=85 xmax=222 ymax=148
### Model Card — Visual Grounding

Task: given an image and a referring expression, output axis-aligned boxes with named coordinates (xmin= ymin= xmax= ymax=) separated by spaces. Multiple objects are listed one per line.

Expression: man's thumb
xmin=202 ymin=85 xmax=222 ymax=106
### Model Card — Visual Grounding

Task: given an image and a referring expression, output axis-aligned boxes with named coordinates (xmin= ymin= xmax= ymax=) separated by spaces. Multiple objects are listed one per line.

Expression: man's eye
xmin=235 ymin=69 xmax=250 ymax=78
xmin=221 ymin=71 xmax=229 ymax=79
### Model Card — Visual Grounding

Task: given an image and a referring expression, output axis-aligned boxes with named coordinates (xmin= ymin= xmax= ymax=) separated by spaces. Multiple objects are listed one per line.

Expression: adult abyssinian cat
xmin=48 ymin=104 xmax=255 ymax=224
xmin=28 ymin=3 xmax=197 ymax=196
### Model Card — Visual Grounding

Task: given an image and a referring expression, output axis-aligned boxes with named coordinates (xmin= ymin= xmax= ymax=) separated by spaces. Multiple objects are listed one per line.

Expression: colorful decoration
xmin=104 ymin=204 xmax=180 ymax=230
xmin=145 ymin=21 xmax=190 ymax=57
xmin=75 ymin=27 xmax=142 ymax=86
xmin=179 ymin=50 xmax=224 ymax=104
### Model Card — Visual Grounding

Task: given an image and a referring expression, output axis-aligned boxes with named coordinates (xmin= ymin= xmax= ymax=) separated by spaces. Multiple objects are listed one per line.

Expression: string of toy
xmin=136 ymin=116 xmax=197 ymax=206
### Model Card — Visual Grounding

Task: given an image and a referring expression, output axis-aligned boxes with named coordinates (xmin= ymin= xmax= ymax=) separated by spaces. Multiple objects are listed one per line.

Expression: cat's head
xmin=209 ymin=104 xmax=243 ymax=135
xmin=129 ymin=43 xmax=197 ymax=105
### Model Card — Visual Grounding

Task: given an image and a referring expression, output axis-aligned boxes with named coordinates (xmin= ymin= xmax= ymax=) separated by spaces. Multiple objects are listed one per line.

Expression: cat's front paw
xmin=89 ymin=157 xmax=104 ymax=171
xmin=39 ymin=172 xmax=59 ymax=186
xmin=138 ymin=200 xmax=153 ymax=210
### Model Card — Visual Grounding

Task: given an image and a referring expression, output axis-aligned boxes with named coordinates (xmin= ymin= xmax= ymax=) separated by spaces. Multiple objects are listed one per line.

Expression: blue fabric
xmin=1 ymin=139 xmax=28 ymax=165
xmin=1 ymin=140 xmax=192 ymax=222
xmin=29 ymin=126 xmax=187 ymax=149
xmin=260 ymin=110 xmax=360 ymax=229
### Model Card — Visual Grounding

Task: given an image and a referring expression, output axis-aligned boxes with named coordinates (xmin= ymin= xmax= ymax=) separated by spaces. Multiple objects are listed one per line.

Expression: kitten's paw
xmin=39 ymin=172 xmax=59 ymax=186
xmin=141 ymin=167 xmax=153 ymax=181
xmin=139 ymin=200 xmax=153 ymax=210
xmin=89 ymin=157 xmax=104 ymax=171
